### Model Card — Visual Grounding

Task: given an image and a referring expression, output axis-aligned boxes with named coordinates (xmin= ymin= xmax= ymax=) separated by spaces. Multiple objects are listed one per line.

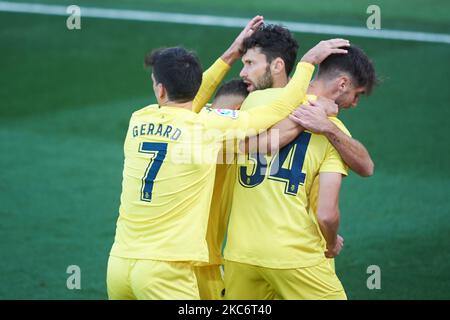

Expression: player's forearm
xmin=240 ymin=118 xmax=305 ymax=154
xmin=317 ymin=210 xmax=340 ymax=248
xmin=192 ymin=58 xmax=231 ymax=113
xmin=240 ymin=130 xmax=280 ymax=155
xmin=317 ymin=172 xmax=343 ymax=253
xmin=276 ymin=119 xmax=305 ymax=151
xmin=220 ymin=47 xmax=241 ymax=66
xmin=324 ymin=123 xmax=375 ymax=177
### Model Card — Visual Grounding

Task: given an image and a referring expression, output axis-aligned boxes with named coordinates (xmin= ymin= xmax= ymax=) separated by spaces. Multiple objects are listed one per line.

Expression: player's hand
xmin=289 ymin=103 xmax=333 ymax=134
xmin=315 ymin=96 xmax=339 ymax=117
xmin=300 ymin=39 xmax=350 ymax=65
xmin=325 ymin=235 xmax=344 ymax=258
xmin=238 ymin=15 xmax=264 ymax=46
xmin=221 ymin=15 xmax=264 ymax=65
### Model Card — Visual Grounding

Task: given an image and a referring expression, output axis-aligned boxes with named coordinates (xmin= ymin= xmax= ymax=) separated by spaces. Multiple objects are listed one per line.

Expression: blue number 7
xmin=139 ymin=142 xmax=168 ymax=202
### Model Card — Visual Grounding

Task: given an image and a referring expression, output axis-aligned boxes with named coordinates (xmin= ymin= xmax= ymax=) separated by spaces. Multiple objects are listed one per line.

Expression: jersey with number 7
xmin=109 ymin=62 xmax=314 ymax=263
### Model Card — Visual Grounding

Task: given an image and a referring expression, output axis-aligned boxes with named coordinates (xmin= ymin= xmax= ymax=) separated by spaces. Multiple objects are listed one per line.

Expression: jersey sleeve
xmin=199 ymin=62 xmax=315 ymax=140
xmin=192 ymin=58 xmax=231 ymax=113
xmin=329 ymin=117 xmax=352 ymax=137
xmin=320 ymin=144 xmax=349 ymax=176
xmin=320 ymin=118 xmax=352 ymax=175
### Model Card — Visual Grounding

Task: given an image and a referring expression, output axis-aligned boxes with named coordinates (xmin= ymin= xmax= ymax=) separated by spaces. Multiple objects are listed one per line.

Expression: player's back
xmin=224 ymin=89 xmax=349 ymax=269
xmin=225 ymin=130 xmax=337 ymax=268
xmin=110 ymin=104 xmax=222 ymax=263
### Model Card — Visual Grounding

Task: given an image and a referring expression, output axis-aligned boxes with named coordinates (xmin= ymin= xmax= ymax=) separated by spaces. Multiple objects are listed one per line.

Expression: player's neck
xmin=272 ymin=74 xmax=289 ymax=88
xmin=160 ymin=100 xmax=193 ymax=111
xmin=308 ymin=80 xmax=335 ymax=101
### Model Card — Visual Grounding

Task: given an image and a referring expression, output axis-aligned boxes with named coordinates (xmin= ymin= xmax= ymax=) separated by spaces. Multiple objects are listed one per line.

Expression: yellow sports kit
xmin=223 ymin=89 xmax=351 ymax=300
xmin=107 ymin=61 xmax=315 ymax=299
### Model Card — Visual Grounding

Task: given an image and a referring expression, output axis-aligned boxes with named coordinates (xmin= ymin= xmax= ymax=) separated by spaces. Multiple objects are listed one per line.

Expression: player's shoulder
xmin=131 ymin=104 xmax=160 ymax=118
xmin=328 ymin=117 xmax=352 ymax=137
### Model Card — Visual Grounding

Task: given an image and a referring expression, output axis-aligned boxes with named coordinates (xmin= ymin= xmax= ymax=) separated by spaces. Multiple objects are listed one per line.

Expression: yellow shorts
xmin=224 ymin=259 xmax=347 ymax=300
xmin=193 ymin=264 xmax=225 ymax=300
xmin=107 ymin=255 xmax=200 ymax=300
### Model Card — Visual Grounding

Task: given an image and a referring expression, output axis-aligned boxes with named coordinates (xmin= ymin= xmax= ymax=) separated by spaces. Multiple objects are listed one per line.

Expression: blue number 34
xmin=139 ymin=142 xmax=168 ymax=202
xmin=239 ymin=132 xmax=311 ymax=195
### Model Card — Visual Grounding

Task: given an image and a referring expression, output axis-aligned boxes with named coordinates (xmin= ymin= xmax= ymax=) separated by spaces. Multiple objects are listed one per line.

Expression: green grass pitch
xmin=0 ymin=0 xmax=449 ymax=299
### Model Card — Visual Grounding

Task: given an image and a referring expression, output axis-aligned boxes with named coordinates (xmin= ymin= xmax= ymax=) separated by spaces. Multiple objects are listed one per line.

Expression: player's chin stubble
xmin=254 ymin=67 xmax=274 ymax=90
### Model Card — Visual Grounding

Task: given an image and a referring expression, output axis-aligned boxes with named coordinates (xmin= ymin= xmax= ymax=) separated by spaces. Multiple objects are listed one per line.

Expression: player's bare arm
xmin=316 ymin=172 xmax=344 ymax=259
xmin=239 ymin=117 xmax=302 ymax=154
xmin=290 ymin=104 xmax=375 ymax=177
xmin=240 ymin=97 xmax=338 ymax=154
xmin=324 ymin=123 xmax=374 ymax=177
xmin=300 ymin=39 xmax=349 ymax=65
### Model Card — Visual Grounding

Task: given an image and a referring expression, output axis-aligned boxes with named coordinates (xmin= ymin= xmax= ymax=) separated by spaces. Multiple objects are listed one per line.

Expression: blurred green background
xmin=0 ymin=0 xmax=449 ymax=299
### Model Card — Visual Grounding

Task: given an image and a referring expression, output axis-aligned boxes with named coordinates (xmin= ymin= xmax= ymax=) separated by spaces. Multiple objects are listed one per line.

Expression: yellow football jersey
xmin=205 ymin=159 xmax=237 ymax=265
xmin=110 ymin=62 xmax=315 ymax=263
xmin=224 ymin=90 xmax=351 ymax=269
xmin=192 ymin=58 xmax=231 ymax=113
xmin=198 ymin=105 xmax=236 ymax=266
xmin=182 ymin=57 xmax=232 ymax=264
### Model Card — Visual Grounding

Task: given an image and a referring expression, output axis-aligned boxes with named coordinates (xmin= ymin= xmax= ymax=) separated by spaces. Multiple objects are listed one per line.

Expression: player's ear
xmin=337 ymin=75 xmax=351 ymax=92
xmin=156 ymin=83 xmax=166 ymax=101
xmin=151 ymin=73 xmax=163 ymax=100
xmin=270 ymin=57 xmax=285 ymax=76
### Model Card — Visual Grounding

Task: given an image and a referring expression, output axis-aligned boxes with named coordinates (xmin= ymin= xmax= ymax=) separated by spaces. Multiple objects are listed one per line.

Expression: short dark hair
xmin=214 ymin=79 xmax=249 ymax=100
xmin=241 ymin=24 xmax=299 ymax=76
xmin=144 ymin=47 xmax=202 ymax=103
xmin=318 ymin=45 xmax=378 ymax=95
